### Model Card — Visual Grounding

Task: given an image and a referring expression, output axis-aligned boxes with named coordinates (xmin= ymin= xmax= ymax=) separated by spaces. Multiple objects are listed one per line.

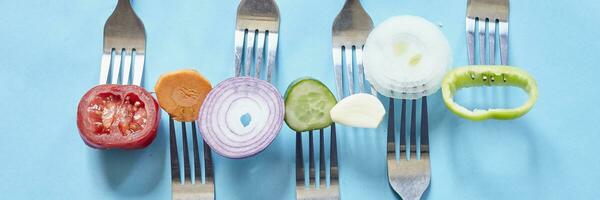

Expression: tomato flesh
xmin=87 ymin=93 xmax=147 ymax=135
xmin=77 ymin=84 xmax=159 ymax=149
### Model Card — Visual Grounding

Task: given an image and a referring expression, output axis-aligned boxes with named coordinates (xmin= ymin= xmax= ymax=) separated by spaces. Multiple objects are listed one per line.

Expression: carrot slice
xmin=154 ymin=69 xmax=212 ymax=122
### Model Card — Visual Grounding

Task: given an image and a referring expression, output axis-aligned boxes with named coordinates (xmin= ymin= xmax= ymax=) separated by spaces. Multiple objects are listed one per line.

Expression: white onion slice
xmin=364 ymin=15 xmax=452 ymax=99
xmin=197 ymin=77 xmax=284 ymax=158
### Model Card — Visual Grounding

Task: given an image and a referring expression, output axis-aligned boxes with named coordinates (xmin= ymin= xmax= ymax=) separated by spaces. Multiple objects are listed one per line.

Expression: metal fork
xmin=387 ymin=98 xmax=430 ymax=200
xmin=467 ymin=0 xmax=509 ymax=66
xmin=383 ymin=12 xmax=433 ymax=198
xmin=168 ymin=1 xmax=284 ymax=199
xmin=295 ymin=129 xmax=339 ymax=200
xmin=100 ymin=0 xmax=145 ymax=86
xmin=294 ymin=1 xmax=373 ymax=199
xmin=382 ymin=3 xmax=434 ymax=196
xmin=234 ymin=0 xmax=280 ymax=81
xmin=160 ymin=0 xmax=219 ymax=198
xmin=332 ymin=0 xmax=374 ymax=98
xmin=169 ymin=118 xmax=215 ymax=200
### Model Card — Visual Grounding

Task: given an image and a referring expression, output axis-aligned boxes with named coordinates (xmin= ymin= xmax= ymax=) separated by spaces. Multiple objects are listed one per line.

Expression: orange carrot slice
xmin=154 ymin=69 xmax=212 ymax=122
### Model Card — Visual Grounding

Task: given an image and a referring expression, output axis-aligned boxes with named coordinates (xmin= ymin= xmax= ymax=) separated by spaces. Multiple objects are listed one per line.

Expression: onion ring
xmin=198 ymin=77 xmax=284 ymax=158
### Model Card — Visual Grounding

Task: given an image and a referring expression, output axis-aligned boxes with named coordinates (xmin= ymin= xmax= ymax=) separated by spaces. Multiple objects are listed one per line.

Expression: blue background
xmin=1 ymin=0 xmax=599 ymax=199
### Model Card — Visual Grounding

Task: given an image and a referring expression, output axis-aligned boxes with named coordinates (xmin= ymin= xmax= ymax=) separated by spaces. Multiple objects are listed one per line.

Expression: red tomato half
xmin=77 ymin=84 xmax=160 ymax=149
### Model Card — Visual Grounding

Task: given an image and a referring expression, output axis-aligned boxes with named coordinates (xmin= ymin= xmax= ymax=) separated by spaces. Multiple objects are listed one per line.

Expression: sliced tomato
xmin=77 ymin=84 xmax=160 ymax=149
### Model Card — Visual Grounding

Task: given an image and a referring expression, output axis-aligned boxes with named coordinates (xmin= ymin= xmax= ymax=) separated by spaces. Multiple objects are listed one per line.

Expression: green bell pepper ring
xmin=441 ymin=65 xmax=538 ymax=121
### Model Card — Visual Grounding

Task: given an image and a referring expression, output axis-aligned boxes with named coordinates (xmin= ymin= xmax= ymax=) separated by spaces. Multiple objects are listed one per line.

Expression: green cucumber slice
xmin=284 ymin=77 xmax=337 ymax=132
xmin=441 ymin=65 xmax=538 ymax=120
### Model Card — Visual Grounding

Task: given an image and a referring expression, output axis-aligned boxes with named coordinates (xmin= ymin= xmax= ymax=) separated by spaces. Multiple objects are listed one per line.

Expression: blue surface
xmin=1 ymin=0 xmax=600 ymax=199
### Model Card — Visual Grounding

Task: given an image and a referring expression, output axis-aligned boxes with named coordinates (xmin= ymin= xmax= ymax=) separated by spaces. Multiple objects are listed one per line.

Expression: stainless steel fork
xmin=295 ymin=129 xmax=339 ymax=200
xmin=295 ymin=1 xmax=374 ymax=199
xmin=234 ymin=0 xmax=280 ymax=81
xmin=169 ymin=118 xmax=215 ymax=200
xmin=387 ymin=98 xmax=430 ymax=200
xmin=381 ymin=5 xmax=433 ymax=197
xmin=100 ymin=0 xmax=145 ymax=86
xmin=467 ymin=0 xmax=509 ymax=66
xmin=332 ymin=0 xmax=374 ymax=98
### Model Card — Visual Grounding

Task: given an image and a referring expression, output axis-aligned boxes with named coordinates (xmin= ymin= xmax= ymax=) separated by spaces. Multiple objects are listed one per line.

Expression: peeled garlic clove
xmin=330 ymin=93 xmax=386 ymax=128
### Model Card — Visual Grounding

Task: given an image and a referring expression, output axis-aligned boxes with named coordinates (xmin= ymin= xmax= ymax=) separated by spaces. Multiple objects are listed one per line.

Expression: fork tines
xmin=332 ymin=43 xmax=370 ymax=97
xmin=331 ymin=0 xmax=374 ymax=97
xmin=100 ymin=0 xmax=146 ymax=86
xmin=466 ymin=0 xmax=509 ymax=65
xmin=295 ymin=129 xmax=340 ymax=200
xmin=234 ymin=0 xmax=280 ymax=82
xmin=297 ymin=0 xmax=373 ymax=199
xmin=169 ymin=117 xmax=215 ymax=200
xmin=387 ymin=98 xmax=429 ymax=160
xmin=386 ymin=97 xmax=431 ymax=200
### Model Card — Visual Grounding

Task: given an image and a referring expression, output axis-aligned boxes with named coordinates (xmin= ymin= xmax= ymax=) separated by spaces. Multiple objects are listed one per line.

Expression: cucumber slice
xmin=364 ymin=15 xmax=452 ymax=99
xmin=330 ymin=93 xmax=386 ymax=128
xmin=441 ymin=66 xmax=538 ymax=120
xmin=284 ymin=77 xmax=337 ymax=132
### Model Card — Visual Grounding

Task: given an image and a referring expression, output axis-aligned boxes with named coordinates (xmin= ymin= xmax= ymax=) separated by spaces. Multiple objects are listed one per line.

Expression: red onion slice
xmin=197 ymin=77 xmax=284 ymax=158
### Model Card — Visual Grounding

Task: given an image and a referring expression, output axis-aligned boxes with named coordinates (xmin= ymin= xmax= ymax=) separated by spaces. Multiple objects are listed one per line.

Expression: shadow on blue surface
xmin=87 ymin=122 xmax=167 ymax=197
xmin=216 ymin=133 xmax=294 ymax=200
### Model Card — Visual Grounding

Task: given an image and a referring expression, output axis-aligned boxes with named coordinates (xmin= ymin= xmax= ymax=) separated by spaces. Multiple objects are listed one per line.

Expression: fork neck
xmin=115 ymin=0 xmax=134 ymax=11
xmin=117 ymin=0 xmax=132 ymax=6
xmin=343 ymin=0 xmax=363 ymax=7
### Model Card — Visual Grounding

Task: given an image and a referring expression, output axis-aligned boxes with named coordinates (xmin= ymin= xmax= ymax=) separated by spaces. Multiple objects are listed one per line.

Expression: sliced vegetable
xmin=77 ymin=84 xmax=160 ymax=149
xmin=330 ymin=93 xmax=385 ymax=128
xmin=198 ymin=77 xmax=284 ymax=158
xmin=284 ymin=77 xmax=337 ymax=132
xmin=155 ymin=69 xmax=212 ymax=122
xmin=442 ymin=65 xmax=538 ymax=120
xmin=363 ymin=15 xmax=452 ymax=99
